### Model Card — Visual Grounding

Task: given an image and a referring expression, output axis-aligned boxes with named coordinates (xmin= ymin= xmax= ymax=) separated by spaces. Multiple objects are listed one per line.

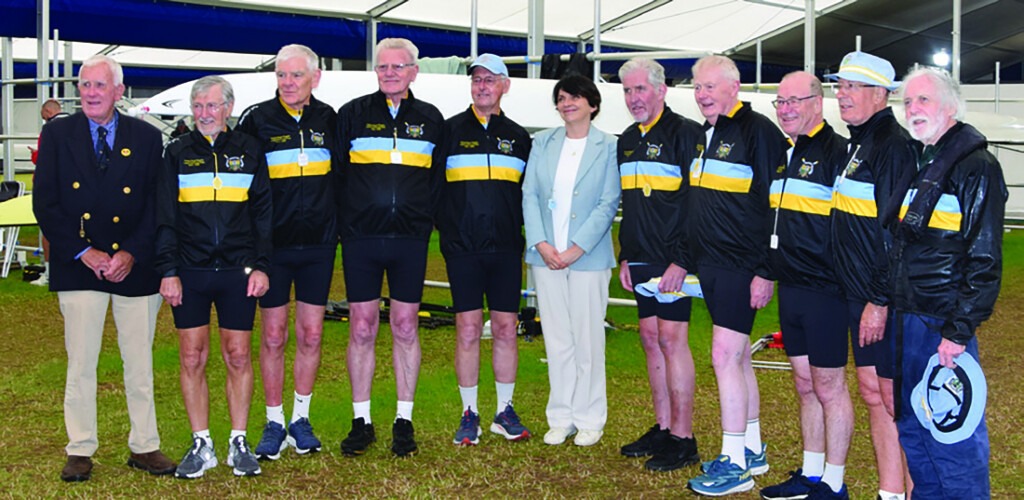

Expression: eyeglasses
xmin=374 ymin=63 xmax=415 ymax=73
xmin=472 ymin=76 xmax=504 ymax=86
xmin=771 ymin=95 xmax=816 ymax=108
xmin=191 ymin=101 xmax=227 ymax=113
xmin=833 ymin=81 xmax=878 ymax=93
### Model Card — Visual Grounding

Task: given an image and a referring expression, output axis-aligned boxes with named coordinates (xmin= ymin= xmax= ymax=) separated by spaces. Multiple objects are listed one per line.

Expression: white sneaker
xmin=30 ymin=274 xmax=48 ymax=286
xmin=543 ymin=425 xmax=577 ymax=445
xmin=573 ymin=429 xmax=603 ymax=447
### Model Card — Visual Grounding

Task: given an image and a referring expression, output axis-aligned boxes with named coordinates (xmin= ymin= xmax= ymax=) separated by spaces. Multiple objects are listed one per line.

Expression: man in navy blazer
xmin=33 ymin=55 xmax=174 ymax=482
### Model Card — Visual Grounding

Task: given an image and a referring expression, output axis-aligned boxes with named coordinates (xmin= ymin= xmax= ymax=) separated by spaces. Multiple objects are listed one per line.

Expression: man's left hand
xmin=247 ymin=270 xmax=270 ymax=298
xmin=103 ymin=250 xmax=135 ymax=283
xmin=859 ymin=303 xmax=888 ymax=347
xmin=750 ymin=276 xmax=774 ymax=310
xmin=937 ymin=338 xmax=966 ymax=369
xmin=658 ymin=264 xmax=688 ymax=293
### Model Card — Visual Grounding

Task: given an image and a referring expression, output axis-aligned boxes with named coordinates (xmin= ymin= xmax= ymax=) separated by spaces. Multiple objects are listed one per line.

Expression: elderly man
xmin=887 ymin=67 xmax=1003 ymax=499
xmin=157 ymin=76 xmax=272 ymax=478
xmin=826 ymin=51 xmax=913 ymax=500
xmin=759 ymin=71 xmax=854 ymax=500
xmin=33 ymin=55 xmax=174 ymax=482
xmin=336 ymin=38 xmax=446 ymax=457
xmin=438 ymin=54 xmax=533 ymax=446
xmin=685 ymin=55 xmax=787 ymax=497
xmin=236 ymin=44 xmax=338 ymax=460
xmin=615 ymin=58 xmax=702 ymax=472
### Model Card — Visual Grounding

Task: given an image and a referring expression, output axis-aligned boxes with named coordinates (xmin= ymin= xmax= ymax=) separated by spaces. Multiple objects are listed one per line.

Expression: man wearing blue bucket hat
xmin=826 ymin=51 xmax=913 ymax=500
xmin=884 ymin=66 xmax=1005 ymax=499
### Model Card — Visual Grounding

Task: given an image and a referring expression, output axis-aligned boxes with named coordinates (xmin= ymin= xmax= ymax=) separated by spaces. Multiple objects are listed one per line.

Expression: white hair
xmin=376 ymin=38 xmax=419 ymax=64
xmin=619 ymin=58 xmax=666 ymax=87
xmin=276 ymin=44 xmax=320 ymax=73
xmin=80 ymin=55 xmax=123 ymax=86
xmin=901 ymin=66 xmax=966 ymax=121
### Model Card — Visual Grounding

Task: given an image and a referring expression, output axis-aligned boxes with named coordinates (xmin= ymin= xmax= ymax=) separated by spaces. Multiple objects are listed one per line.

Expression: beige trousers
xmin=531 ymin=266 xmax=610 ymax=432
xmin=58 ymin=290 xmax=162 ymax=457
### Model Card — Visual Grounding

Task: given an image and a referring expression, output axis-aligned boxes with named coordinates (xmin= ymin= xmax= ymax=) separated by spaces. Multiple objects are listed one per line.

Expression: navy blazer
xmin=33 ymin=111 xmax=161 ymax=296
xmin=522 ymin=125 xmax=621 ymax=271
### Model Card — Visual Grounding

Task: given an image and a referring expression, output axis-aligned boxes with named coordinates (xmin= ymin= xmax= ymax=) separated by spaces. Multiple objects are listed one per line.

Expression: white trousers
xmin=58 ymin=290 xmax=162 ymax=456
xmin=531 ymin=265 xmax=610 ymax=431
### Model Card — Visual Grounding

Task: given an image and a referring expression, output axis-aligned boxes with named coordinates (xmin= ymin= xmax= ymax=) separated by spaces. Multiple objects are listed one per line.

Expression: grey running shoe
xmin=227 ymin=435 xmax=262 ymax=477
xmin=175 ymin=437 xmax=217 ymax=479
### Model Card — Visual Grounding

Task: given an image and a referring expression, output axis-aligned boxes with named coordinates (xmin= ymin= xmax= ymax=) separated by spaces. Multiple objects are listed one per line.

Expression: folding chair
xmin=1 ymin=180 xmax=26 ymax=278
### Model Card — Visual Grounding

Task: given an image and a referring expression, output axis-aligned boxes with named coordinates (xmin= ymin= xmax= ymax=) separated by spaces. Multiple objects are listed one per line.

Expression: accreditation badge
xmin=297 ymin=152 xmax=309 ymax=167
xmin=390 ymin=151 xmax=403 ymax=164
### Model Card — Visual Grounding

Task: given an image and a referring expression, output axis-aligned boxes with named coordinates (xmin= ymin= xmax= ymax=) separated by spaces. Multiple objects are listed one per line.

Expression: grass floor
xmin=1 ymin=222 xmax=1021 ymax=498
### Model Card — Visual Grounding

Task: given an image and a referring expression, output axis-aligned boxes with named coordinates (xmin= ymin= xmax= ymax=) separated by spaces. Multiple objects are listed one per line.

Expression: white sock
xmin=266 ymin=405 xmax=285 ymax=426
xmin=495 ymin=382 xmax=515 ymax=415
xmin=396 ymin=400 xmax=414 ymax=421
xmin=193 ymin=429 xmax=212 ymax=447
xmin=459 ymin=385 xmax=478 ymax=413
xmin=353 ymin=400 xmax=371 ymax=424
xmin=291 ymin=391 xmax=312 ymax=423
xmin=821 ymin=463 xmax=845 ymax=493
xmin=802 ymin=450 xmax=825 ymax=478
xmin=744 ymin=418 xmax=762 ymax=452
xmin=878 ymin=490 xmax=905 ymax=500
xmin=721 ymin=432 xmax=747 ymax=469
xmin=230 ymin=429 xmax=246 ymax=440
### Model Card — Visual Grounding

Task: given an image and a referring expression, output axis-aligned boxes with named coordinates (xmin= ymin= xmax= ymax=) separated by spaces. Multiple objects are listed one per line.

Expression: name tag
xmin=390 ymin=151 xmax=403 ymax=164
xmin=297 ymin=152 xmax=309 ymax=167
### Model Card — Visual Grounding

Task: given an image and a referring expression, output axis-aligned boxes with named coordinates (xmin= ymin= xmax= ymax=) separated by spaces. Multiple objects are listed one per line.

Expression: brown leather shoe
xmin=61 ymin=455 xmax=93 ymax=482
xmin=127 ymin=450 xmax=176 ymax=475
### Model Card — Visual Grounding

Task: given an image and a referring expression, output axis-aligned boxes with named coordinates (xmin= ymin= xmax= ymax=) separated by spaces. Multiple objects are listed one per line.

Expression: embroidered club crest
xmin=646 ymin=143 xmax=662 ymax=160
xmin=310 ymin=131 xmax=325 ymax=146
xmin=405 ymin=123 xmax=424 ymax=138
xmin=715 ymin=142 xmax=733 ymax=159
xmin=799 ymin=158 xmax=817 ymax=178
xmin=497 ymin=137 xmax=515 ymax=154
xmin=225 ymin=155 xmax=245 ymax=172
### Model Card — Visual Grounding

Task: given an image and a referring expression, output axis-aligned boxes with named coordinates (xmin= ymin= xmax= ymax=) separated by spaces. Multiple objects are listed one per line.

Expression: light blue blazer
xmin=522 ymin=125 xmax=622 ymax=271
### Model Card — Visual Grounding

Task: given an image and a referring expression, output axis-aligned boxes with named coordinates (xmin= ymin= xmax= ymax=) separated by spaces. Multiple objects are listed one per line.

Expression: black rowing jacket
xmin=336 ymin=90 xmax=445 ymax=242
xmin=831 ymin=107 xmax=914 ymax=306
xmin=617 ymin=106 xmax=703 ymax=268
xmin=689 ymin=101 xmax=788 ymax=277
xmin=888 ymin=122 xmax=1006 ymax=345
xmin=156 ymin=128 xmax=272 ymax=275
xmin=437 ymin=106 xmax=531 ymax=257
xmin=236 ymin=93 xmax=338 ymax=250
xmin=769 ymin=121 xmax=847 ymax=295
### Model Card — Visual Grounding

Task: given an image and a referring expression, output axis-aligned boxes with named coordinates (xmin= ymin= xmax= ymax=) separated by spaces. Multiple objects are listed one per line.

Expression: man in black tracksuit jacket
xmin=437 ymin=55 xmax=534 ymax=446
xmin=686 ymin=55 xmax=787 ymax=496
xmin=235 ymin=44 xmax=338 ymax=459
xmin=156 ymin=76 xmax=271 ymax=478
xmin=336 ymin=38 xmax=446 ymax=458
xmin=759 ymin=71 xmax=854 ymax=499
xmin=615 ymin=58 xmax=703 ymax=473
xmin=827 ymin=51 xmax=913 ymax=500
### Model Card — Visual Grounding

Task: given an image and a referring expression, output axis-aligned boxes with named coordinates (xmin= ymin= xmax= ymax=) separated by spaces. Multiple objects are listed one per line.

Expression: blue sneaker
xmin=287 ymin=418 xmax=323 ymax=454
xmin=759 ymin=469 xmax=820 ymax=500
xmin=254 ymin=421 xmax=288 ymax=461
xmin=747 ymin=443 xmax=769 ymax=475
xmin=701 ymin=444 xmax=769 ymax=475
xmin=490 ymin=403 xmax=531 ymax=441
xmin=689 ymin=455 xmax=755 ymax=497
xmin=806 ymin=482 xmax=849 ymax=500
xmin=453 ymin=408 xmax=481 ymax=446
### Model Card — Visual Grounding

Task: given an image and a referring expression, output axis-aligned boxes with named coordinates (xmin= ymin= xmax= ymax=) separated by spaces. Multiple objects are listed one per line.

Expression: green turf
xmin=0 ymin=229 xmax=1019 ymax=497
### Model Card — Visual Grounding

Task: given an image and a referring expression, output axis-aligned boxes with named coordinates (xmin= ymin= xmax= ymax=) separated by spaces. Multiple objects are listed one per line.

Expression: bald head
xmin=41 ymin=99 xmax=62 ymax=121
xmin=776 ymin=71 xmax=824 ymax=140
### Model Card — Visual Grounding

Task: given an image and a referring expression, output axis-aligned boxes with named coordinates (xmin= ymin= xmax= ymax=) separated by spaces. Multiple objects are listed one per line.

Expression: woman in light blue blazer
xmin=522 ymin=75 xmax=622 ymax=447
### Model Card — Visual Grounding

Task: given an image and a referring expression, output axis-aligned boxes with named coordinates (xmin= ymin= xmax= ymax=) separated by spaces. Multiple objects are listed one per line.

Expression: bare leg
xmin=389 ymin=299 xmax=422 ymax=402
xmin=638 ymin=316 xmax=670 ymax=430
xmin=220 ymin=328 xmax=254 ymax=431
xmin=258 ymin=305 xmax=289 ymax=407
xmin=490 ymin=310 xmax=519 ymax=385
xmin=179 ymin=326 xmax=211 ymax=432
xmin=347 ymin=300 xmax=381 ymax=402
xmin=293 ymin=301 xmax=325 ymax=396
xmin=454 ymin=309 xmax=483 ymax=388
xmin=857 ymin=366 xmax=905 ymax=494
xmin=658 ymin=318 xmax=695 ymax=437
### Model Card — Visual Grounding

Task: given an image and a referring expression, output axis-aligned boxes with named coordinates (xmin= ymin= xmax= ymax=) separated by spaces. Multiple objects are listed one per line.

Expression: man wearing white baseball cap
xmin=437 ymin=53 xmax=533 ymax=446
xmin=827 ymin=51 xmax=913 ymax=500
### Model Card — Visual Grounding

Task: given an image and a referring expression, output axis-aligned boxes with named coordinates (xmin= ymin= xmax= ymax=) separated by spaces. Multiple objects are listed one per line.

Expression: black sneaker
xmin=340 ymin=417 xmax=376 ymax=456
xmin=621 ymin=424 xmax=670 ymax=457
xmin=391 ymin=418 xmax=418 ymax=457
xmin=644 ymin=434 xmax=700 ymax=472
